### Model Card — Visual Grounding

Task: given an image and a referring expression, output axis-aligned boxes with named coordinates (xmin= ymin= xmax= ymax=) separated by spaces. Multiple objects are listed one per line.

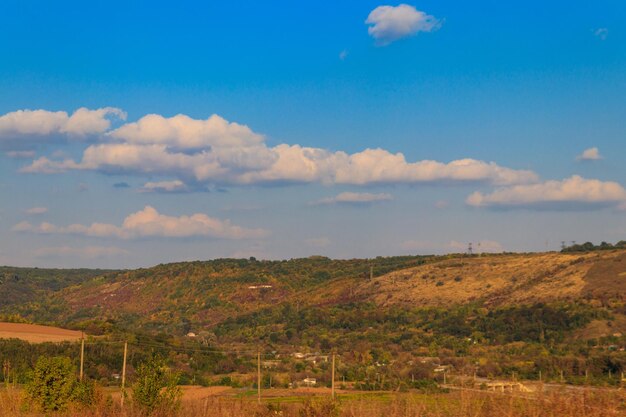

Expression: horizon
xmin=2 ymin=1 xmax=626 ymax=268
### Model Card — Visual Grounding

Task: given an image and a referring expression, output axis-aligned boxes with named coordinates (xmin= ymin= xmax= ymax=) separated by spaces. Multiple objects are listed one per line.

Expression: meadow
xmin=1 ymin=385 xmax=624 ymax=417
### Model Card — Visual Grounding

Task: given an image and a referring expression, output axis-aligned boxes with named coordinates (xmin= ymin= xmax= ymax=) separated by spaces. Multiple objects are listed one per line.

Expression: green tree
xmin=26 ymin=356 xmax=76 ymax=412
xmin=132 ymin=354 xmax=181 ymax=415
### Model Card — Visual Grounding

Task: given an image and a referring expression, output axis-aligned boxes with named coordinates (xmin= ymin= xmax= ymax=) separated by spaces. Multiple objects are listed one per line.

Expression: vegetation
xmin=132 ymin=354 xmax=182 ymax=415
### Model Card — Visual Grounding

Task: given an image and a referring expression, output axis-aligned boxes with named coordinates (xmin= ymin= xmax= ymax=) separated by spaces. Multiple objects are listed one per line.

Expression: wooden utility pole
xmin=331 ymin=353 xmax=336 ymax=398
xmin=539 ymin=370 xmax=542 ymax=381
xmin=121 ymin=342 xmax=128 ymax=408
xmin=257 ymin=351 xmax=261 ymax=404
xmin=79 ymin=337 xmax=85 ymax=381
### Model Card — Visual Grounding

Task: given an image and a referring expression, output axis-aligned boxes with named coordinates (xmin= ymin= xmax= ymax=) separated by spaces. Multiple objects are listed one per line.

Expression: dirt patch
xmin=582 ymin=251 xmax=626 ymax=299
xmin=0 ymin=322 xmax=83 ymax=343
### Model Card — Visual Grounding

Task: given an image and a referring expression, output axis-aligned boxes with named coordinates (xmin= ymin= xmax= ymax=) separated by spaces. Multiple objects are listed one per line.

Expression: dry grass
xmin=1 ymin=386 xmax=624 ymax=417
xmin=0 ymin=323 xmax=83 ymax=343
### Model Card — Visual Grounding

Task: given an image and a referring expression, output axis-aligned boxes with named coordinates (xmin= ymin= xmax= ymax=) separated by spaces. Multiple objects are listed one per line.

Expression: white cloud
xmin=17 ymin=110 xmax=538 ymax=188
xmin=434 ymin=200 xmax=449 ymax=209
xmin=594 ymin=28 xmax=608 ymax=40
xmin=0 ymin=107 xmax=126 ymax=138
xmin=339 ymin=50 xmax=348 ymax=60
xmin=13 ymin=205 xmax=268 ymax=240
xmin=577 ymin=147 xmax=602 ymax=161
xmin=366 ymin=4 xmax=441 ymax=45
xmin=5 ymin=150 xmax=36 ymax=158
xmin=466 ymin=175 xmax=626 ymax=209
xmin=139 ymin=180 xmax=188 ymax=193
xmin=313 ymin=192 xmax=393 ymax=205
xmin=25 ymin=207 xmax=48 ymax=215
xmin=34 ymin=246 xmax=130 ymax=259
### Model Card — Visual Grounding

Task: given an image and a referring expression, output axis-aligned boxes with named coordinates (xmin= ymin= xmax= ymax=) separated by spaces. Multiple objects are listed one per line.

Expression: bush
xmin=299 ymin=398 xmax=341 ymax=417
xmin=132 ymin=354 xmax=182 ymax=415
xmin=26 ymin=356 xmax=76 ymax=412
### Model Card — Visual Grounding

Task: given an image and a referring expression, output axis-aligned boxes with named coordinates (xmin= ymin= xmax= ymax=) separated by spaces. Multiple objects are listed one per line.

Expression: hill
xmin=3 ymin=251 xmax=625 ymax=337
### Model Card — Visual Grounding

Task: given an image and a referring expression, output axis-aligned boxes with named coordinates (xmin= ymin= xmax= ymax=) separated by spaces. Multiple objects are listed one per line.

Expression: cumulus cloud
xmin=25 ymin=207 xmax=48 ymax=215
xmin=366 ymin=4 xmax=441 ymax=45
xmin=312 ymin=192 xmax=393 ymax=205
xmin=34 ymin=246 xmax=130 ymax=259
xmin=13 ymin=205 xmax=268 ymax=240
xmin=577 ymin=147 xmax=602 ymax=161
xmin=139 ymin=180 xmax=188 ymax=193
xmin=16 ymin=109 xmax=538 ymax=188
xmin=466 ymin=175 xmax=626 ymax=210
xmin=0 ymin=107 xmax=126 ymax=139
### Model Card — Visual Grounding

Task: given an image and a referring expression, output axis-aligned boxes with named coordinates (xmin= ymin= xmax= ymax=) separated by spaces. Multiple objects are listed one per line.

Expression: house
xmin=302 ymin=377 xmax=317 ymax=387
xmin=186 ymin=332 xmax=197 ymax=338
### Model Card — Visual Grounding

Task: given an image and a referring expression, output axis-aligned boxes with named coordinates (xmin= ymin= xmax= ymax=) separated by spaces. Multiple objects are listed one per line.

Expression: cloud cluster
xmin=13 ymin=110 xmax=537 ymax=188
xmin=466 ymin=175 xmax=626 ymax=209
xmin=0 ymin=107 xmax=126 ymax=139
xmin=313 ymin=192 xmax=393 ymax=205
xmin=366 ymin=4 xmax=441 ymax=45
xmin=577 ymin=147 xmax=602 ymax=161
xmin=13 ymin=206 xmax=268 ymax=240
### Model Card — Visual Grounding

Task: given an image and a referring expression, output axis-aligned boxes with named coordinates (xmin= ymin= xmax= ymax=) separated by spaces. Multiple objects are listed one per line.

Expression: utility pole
xmin=79 ymin=336 xmax=85 ymax=381
xmin=369 ymin=265 xmax=373 ymax=280
xmin=331 ymin=353 xmax=336 ymax=398
xmin=121 ymin=342 xmax=128 ymax=409
xmin=257 ymin=351 xmax=261 ymax=404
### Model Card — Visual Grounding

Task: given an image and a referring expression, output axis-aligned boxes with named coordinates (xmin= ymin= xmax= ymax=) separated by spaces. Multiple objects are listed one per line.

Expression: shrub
xmin=26 ymin=356 xmax=76 ymax=412
xmin=132 ymin=354 xmax=182 ymax=415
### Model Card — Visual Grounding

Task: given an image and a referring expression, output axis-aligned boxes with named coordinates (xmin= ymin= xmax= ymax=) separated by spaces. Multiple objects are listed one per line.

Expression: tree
xmin=26 ymin=356 xmax=76 ymax=412
xmin=132 ymin=354 xmax=181 ymax=415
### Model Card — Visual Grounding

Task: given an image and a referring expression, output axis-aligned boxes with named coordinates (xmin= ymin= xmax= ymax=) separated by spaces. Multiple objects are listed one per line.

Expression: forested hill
xmin=0 ymin=266 xmax=115 ymax=311
xmin=2 ymin=251 xmax=625 ymax=340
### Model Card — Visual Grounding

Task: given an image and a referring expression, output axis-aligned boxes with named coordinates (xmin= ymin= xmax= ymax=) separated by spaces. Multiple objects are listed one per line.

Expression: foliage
xmin=25 ymin=356 xmax=77 ymax=412
xmin=132 ymin=354 xmax=182 ymax=415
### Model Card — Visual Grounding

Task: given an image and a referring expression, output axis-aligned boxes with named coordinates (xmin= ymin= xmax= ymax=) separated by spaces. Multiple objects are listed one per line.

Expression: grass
xmin=1 ymin=385 xmax=624 ymax=417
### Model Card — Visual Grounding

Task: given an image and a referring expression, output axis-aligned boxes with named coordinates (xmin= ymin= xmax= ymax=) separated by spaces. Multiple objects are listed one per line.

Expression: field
xmin=1 ymin=385 xmax=625 ymax=417
xmin=0 ymin=322 xmax=83 ymax=343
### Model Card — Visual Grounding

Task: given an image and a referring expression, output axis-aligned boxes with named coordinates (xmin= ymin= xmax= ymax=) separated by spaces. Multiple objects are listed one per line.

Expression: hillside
xmin=3 ymin=251 xmax=625 ymax=336
xmin=0 ymin=322 xmax=83 ymax=343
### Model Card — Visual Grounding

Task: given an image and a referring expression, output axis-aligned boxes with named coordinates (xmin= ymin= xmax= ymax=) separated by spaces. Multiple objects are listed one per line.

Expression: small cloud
xmin=5 ymin=150 xmax=35 ymax=158
xmin=305 ymin=237 xmax=331 ymax=248
xmin=366 ymin=4 xmax=441 ymax=45
xmin=594 ymin=28 xmax=608 ymax=40
xmin=312 ymin=192 xmax=393 ymax=206
xmin=139 ymin=180 xmax=188 ymax=193
xmin=113 ymin=182 xmax=130 ymax=188
xmin=0 ymin=107 xmax=126 ymax=139
xmin=576 ymin=147 xmax=602 ymax=161
xmin=466 ymin=175 xmax=626 ymax=210
xmin=339 ymin=49 xmax=348 ymax=60
xmin=434 ymin=200 xmax=449 ymax=209
xmin=77 ymin=183 xmax=89 ymax=192
xmin=25 ymin=207 xmax=48 ymax=215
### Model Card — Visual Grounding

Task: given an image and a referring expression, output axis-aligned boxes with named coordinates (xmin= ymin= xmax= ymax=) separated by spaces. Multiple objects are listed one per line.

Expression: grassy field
xmin=1 ymin=385 xmax=624 ymax=417
xmin=0 ymin=322 xmax=83 ymax=343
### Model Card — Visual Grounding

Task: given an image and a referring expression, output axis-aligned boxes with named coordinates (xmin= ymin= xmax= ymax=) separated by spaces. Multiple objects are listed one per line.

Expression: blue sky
xmin=1 ymin=1 xmax=626 ymax=268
